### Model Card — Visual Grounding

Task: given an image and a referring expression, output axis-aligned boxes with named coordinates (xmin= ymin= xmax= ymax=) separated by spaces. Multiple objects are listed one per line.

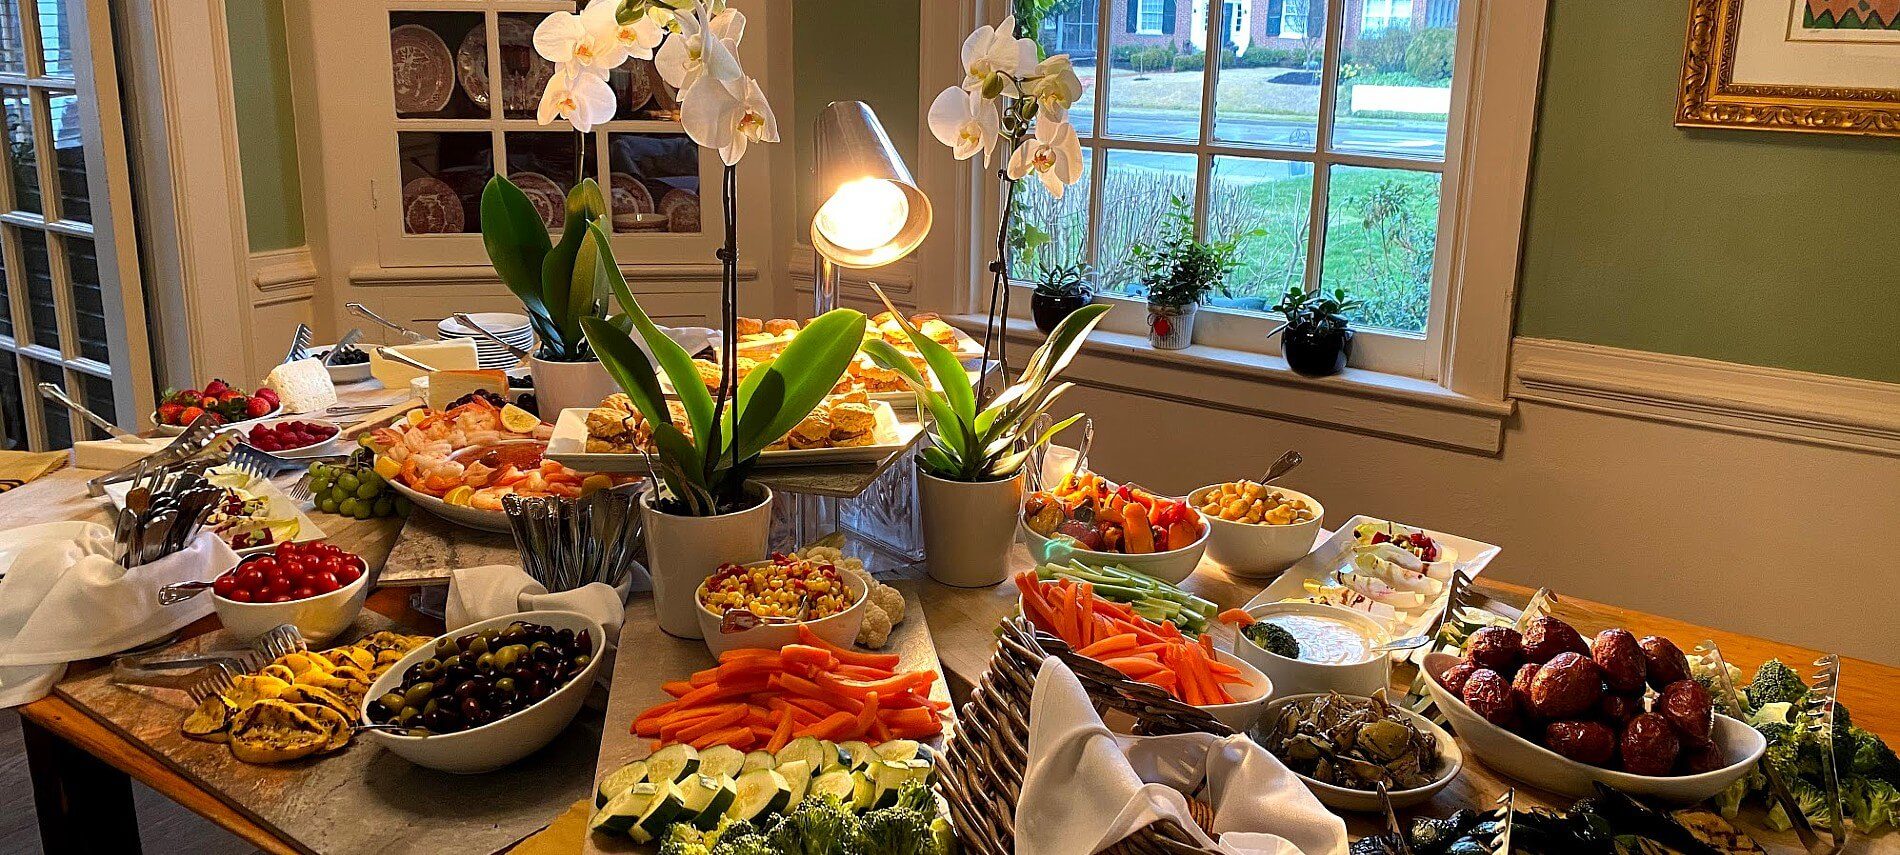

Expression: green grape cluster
xmin=305 ymin=460 xmax=407 ymax=520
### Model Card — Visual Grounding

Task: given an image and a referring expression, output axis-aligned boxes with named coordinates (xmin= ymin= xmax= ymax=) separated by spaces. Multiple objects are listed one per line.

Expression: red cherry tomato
xmin=236 ymin=567 xmax=266 ymax=588
xmin=228 ymin=587 xmax=256 ymax=603
xmin=308 ymin=572 xmax=339 ymax=594
xmin=334 ymin=565 xmax=361 ymax=585
xmin=212 ymin=576 xmax=238 ymax=598
xmin=268 ymin=593 xmax=294 ymax=603
xmin=265 ymin=575 xmax=294 ymax=596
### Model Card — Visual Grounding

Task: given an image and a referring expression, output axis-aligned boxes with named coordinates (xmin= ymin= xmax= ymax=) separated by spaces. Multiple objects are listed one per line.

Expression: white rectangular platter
xmin=545 ymin=401 xmax=922 ymax=474
xmin=1245 ymin=514 xmax=1501 ymax=640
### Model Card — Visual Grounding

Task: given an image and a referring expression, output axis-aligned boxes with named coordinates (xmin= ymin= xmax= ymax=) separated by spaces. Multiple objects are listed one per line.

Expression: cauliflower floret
xmin=870 ymin=582 xmax=906 ymax=625
xmin=856 ymin=604 xmax=893 ymax=648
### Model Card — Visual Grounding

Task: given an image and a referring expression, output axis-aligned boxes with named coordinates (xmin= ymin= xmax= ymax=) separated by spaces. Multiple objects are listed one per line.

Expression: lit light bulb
xmin=815 ymin=178 xmax=909 ymax=253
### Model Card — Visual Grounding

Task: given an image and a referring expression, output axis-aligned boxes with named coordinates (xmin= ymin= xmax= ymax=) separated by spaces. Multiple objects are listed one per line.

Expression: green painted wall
xmin=792 ymin=0 xmax=921 ymax=224
xmin=1515 ymin=0 xmax=1900 ymax=383
xmin=226 ymin=0 xmax=305 ymax=251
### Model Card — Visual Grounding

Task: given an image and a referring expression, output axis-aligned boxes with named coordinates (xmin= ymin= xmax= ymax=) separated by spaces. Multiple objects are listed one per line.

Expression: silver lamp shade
xmin=810 ymin=101 xmax=933 ymax=271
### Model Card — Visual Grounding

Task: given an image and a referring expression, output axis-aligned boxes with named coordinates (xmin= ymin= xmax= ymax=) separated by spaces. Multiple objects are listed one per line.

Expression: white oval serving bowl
xmin=1254 ymin=692 xmax=1462 ymax=811
xmin=1231 ymin=601 xmax=1391 ymax=700
xmin=1019 ymin=511 xmax=1211 ymax=584
xmin=1187 ymin=484 xmax=1324 ymax=579
xmin=212 ymin=560 xmax=370 ymax=645
xmin=359 ymin=610 xmax=607 ymax=774
xmin=152 ymin=402 xmax=282 ymax=436
xmin=1421 ymin=652 xmax=1765 ymax=801
xmin=694 ymin=565 xmax=869 ymax=657
xmin=310 ymin=346 xmax=373 ymax=384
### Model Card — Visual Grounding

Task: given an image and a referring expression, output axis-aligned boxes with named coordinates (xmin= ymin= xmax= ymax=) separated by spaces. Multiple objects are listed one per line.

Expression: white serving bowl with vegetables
xmin=1230 ymin=602 xmax=1391 ymax=699
xmin=590 ymin=737 xmax=938 ymax=844
xmin=693 ymin=558 xmax=869 ymax=658
xmin=1254 ymin=692 xmax=1461 ymax=811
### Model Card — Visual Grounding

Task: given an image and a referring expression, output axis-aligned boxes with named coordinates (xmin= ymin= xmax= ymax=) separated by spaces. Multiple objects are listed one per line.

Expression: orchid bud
xmin=981 ymin=73 xmax=1007 ymax=100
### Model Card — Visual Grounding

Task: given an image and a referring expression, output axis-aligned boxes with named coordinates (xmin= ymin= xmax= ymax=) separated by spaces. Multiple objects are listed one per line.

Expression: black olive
xmin=576 ymin=629 xmax=592 ymax=654
xmin=460 ymin=696 xmax=485 ymax=719
xmin=555 ymin=628 xmax=575 ymax=646
xmin=453 ymin=679 xmax=486 ymax=700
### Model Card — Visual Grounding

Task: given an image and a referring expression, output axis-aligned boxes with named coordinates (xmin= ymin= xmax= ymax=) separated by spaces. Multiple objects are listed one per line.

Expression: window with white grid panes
xmin=0 ymin=0 xmax=115 ymax=450
xmin=381 ymin=3 xmax=714 ymax=266
xmin=1019 ymin=0 xmax=1464 ymax=371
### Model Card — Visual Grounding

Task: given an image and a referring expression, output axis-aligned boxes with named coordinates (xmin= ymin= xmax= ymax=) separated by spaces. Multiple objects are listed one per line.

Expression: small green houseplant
xmin=1029 ymin=260 xmax=1094 ymax=334
xmin=1270 ymin=286 xmax=1363 ymax=377
xmin=1129 ymin=195 xmax=1250 ymax=350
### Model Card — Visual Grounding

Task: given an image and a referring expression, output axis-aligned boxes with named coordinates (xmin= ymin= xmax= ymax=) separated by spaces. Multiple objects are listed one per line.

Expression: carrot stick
xmin=1102 ymin=656 xmax=1167 ymax=677
xmin=766 ymin=705 xmax=796 ymax=753
xmin=795 ymin=626 xmax=899 ymax=669
xmin=1077 ymin=632 xmax=1139 ymax=658
xmin=675 ymin=706 xmax=748 ymax=742
xmin=661 ymin=680 xmax=695 ymax=698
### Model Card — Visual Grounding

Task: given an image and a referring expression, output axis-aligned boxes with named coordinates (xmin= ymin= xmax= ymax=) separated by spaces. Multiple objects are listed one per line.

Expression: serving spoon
xmin=1257 ymin=449 xmax=1303 ymax=486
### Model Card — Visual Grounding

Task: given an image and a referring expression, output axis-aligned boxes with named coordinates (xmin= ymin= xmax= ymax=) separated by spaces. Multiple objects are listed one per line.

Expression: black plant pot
xmin=1031 ymin=292 xmax=1091 ymax=333
xmin=1283 ymin=327 xmax=1353 ymax=377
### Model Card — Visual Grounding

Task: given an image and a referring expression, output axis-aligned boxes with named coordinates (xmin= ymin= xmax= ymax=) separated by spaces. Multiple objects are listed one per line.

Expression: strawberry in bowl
xmin=154 ymin=380 xmax=281 ymax=433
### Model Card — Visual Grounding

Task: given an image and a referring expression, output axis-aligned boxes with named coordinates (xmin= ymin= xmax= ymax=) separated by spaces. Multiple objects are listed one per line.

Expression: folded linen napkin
xmin=0 ymin=522 xmax=235 ymax=707
xmin=444 ymin=564 xmax=631 ymax=640
xmin=0 ymin=449 xmax=67 ymax=492
xmin=1016 ymin=657 xmax=1348 ymax=855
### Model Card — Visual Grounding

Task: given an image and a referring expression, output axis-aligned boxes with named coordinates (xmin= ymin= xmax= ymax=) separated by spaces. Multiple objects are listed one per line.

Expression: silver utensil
xmin=452 ymin=312 xmax=533 ymax=361
xmin=1697 ymin=641 xmax=1836 ymax=853
xmin=285 ymin=323 xmax=314 ymax=363
xmin=227 ymin=441 xmax=339 ymax=482
xmin=1373 ymin=782 xmax=1414 ymax=855
xmin=1258 ymin=449 xmax=1303 ymax=485
xmin=113 ymin=626 xmax=303 ymax=685
xmin=1806 ymin=654 xmax=1848 ymax=853
xmin=138 ymin=509 xmax=179 ymax=567
xmin=322 ymin=328 xmax=365 ymax=366
xmin=158 ymin=580 xmax=216 ymax=606
xmin=376 ymin=346 xmax=438 ymax=374
xmin=325 ymin=404 xmax=386 ymax=416
xmin=1026 ymin=413 xmax=1053 ymax=493
xmin=38 ymin=382 xmax=137 ymax=441
xmin=1369 ymin=633 xmax=1433 ymax=655
xmin=1073 ymin=416 xmax=1095 ymax=476
xmin=86 ymin=413 xmax=230 ymax=497
xmin=347 ymin=302 xmax=429 ymax=342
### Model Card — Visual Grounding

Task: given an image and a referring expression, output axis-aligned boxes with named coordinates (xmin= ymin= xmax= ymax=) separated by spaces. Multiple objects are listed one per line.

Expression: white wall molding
xmin=347 ymin=263 xmax=755 ymax=292
xmin=1511 ymin=338 xmax=1900 ymax=457
xmin=787 ymin=244 xmax=917 ymax=305
xmin=250 ymin=246 xmax=318 ymax=294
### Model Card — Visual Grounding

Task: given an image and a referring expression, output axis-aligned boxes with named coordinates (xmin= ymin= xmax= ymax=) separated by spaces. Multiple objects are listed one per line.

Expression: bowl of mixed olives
xmin=358 ymin=611 xmax=605 ymax=774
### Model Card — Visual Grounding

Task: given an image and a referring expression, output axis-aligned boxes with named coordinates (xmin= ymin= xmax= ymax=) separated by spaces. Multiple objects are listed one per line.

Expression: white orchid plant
xmin=927 ymin=15 xmax=1084 ymax=397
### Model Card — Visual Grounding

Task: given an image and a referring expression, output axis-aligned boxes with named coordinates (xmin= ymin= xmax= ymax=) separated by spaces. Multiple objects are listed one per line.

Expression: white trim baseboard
xmin=1511 ymin=338 xmax=1900 ymax=457
xmin=250 ymin=246 xmax=318 ymax=294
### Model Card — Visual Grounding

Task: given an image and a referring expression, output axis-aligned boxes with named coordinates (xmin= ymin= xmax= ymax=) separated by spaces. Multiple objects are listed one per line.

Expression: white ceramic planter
xmin=1146 ymin=302 xmax=1197 ymax=350
xmin=530 ymin=355 xmax=621 ymax=418
xmin=917 ymin=467 xmax=1022 ymax=588
xmin=640 ymin=483 xmax=774 ymax=638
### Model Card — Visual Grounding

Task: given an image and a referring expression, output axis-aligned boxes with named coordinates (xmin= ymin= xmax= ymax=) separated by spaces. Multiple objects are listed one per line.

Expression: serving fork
xmin=323 ymin=328 xmax=365 ymax=366
xmin=284 ymin=323 xmax=314 ymax=364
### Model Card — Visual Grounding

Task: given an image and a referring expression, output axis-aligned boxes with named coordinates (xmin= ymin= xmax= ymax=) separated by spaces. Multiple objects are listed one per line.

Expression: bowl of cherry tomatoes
xmin=211 ymin=541 xmax=370 ymax=644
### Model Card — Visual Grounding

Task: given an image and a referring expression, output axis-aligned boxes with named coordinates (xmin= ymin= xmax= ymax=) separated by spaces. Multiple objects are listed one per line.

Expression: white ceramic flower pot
xmin=917 ymin=467 xmax=1023 ymax=588
xmin=1147 ymin=302 xmax=1197 ymax=350
xmin=640 ymin=482 xmax=774 ymax=638
xmin=530 ymin=355 xmax=621 ymax=418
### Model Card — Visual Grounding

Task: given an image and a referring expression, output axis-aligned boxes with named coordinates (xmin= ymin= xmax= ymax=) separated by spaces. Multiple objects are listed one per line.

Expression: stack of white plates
xmin=437 ymin=313 xmax=534 ymax=369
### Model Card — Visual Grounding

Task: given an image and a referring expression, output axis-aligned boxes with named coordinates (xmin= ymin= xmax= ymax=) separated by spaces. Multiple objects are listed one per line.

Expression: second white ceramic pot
xmin=917 ymin=467 xmax=1023 ymax=588
xmin=530 ymin=355 xmax=622 ymax=418
xmin=640 ymin=482 xmax=774 ymax=639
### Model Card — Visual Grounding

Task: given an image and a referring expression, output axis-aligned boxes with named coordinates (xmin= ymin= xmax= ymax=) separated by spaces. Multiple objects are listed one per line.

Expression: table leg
xmin=21 ymin=715 xmax=144 ymax=854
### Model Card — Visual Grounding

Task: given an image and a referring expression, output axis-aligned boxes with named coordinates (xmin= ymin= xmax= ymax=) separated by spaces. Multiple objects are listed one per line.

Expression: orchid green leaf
xmin=733 ymin=309 xmax=866 ymax=460
xmin=588 ymin=221 xmax=712 ymax=445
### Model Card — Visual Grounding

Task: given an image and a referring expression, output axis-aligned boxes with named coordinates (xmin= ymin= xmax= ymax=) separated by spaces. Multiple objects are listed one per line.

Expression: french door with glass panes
xmin=0 ymin=0 xmax=148 ymax=451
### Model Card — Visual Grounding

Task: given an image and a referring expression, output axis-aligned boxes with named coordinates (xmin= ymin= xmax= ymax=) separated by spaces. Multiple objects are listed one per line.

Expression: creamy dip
xmin=1262 ymin=613 xmax=1376 ymax=664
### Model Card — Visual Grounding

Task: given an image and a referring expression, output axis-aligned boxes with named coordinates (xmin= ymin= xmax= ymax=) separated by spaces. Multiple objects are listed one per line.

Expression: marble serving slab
xmin=378 ymin=509 xmax=520 ymax=587
xmin=56 ymin=612 xmax=599 ymax=855
xmin=583 ymin=579 xmax=955 ymax=855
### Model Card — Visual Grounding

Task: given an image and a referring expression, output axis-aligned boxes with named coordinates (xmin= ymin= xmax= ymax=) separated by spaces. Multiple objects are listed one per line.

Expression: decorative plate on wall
xmin=402 ymin=176 xmax=465 ymax=234
xmin=660 ymin=188 xmax=699 ymax=233
xmin=509 ymin=172 xmax=567 ymax=230
xmin=457 ymin=17 xmax=555 ymax=113
xmin=390 ymin=24 xmax=455 ymax=114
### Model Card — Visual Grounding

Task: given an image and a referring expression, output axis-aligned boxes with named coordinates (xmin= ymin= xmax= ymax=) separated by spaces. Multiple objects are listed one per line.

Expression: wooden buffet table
xmin=6 ymin=388 xmax=1897 ymax=853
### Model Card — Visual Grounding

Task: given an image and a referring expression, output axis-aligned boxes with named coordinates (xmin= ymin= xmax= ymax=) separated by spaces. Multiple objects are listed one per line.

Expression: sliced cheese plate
xmin=545 ymin=402 xmax=921 ymax=474
xmin=1245 ymin=514 xmax=1501 ymax=643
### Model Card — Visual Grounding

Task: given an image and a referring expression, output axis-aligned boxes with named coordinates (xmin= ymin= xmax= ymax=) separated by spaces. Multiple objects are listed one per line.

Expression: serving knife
xmin=38 ymin=383 xmax=139 ymax=442
xmin=346 ymin=302 xmax=429 ymax=342
xmin=375 ymin=346 xmax=439 ymax=374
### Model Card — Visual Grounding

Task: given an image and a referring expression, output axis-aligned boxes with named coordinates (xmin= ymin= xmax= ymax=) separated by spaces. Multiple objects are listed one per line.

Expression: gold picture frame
xmin=1677 ymin=0 xmax=1900 ymax=138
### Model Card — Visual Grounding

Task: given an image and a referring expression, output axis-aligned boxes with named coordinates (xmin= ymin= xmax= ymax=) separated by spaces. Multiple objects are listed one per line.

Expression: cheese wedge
xmin=369 ymin=339 xmax=479 ymax=386
xmin=426 ymin=369 xmax=510 ymax=411
xmin=71 ymin=436 xmax=168 ymax=471
xmin=264 ymin=358 xmax=338 ymax=414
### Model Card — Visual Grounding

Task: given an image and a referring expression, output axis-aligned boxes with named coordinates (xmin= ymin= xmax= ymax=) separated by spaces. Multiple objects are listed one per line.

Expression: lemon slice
xmin=581 ymin=474 xmax=614 ymax=495
xmin=443 ymin=486 xmax=475 ymax=507
xmin=500 ymin=404 xmax=541 ymax=434
xmin=373 ymin=456 xmax=402 ymax=481
xmin=405 ymin=408 xmax=429 ymax=426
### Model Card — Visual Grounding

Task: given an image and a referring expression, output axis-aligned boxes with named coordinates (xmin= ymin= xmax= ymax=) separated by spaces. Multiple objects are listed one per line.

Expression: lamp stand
xmin=814 ymin=255 xmax=841 ymax=317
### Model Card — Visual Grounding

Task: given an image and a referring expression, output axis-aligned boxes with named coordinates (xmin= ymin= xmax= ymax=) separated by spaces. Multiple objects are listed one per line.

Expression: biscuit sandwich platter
xmin=658 ymin=313 xmax=980 ymax=410
xmin=544 ymin=391 xmax=923 ymax=474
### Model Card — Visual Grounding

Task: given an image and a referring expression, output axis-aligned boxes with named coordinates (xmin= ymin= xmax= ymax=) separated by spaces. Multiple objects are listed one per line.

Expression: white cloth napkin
xmin=444 ymin=564 xmax=629 ymax=640
xmin=1016 ymin=658 xmax=1348 ymax=855
xmin=0 ymin=522 xmax=235 ymax=708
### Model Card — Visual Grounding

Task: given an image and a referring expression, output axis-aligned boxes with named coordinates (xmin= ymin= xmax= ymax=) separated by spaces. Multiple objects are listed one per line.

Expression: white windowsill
xmin=947 ymin=314 xmax=1512 ymax=454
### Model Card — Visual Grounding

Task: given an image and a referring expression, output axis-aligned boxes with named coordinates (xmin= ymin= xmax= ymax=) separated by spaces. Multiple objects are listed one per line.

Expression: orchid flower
xmin=606 ymin=1 xmax=666 ymax=61
xmin=1007 ymin=119 xmax=1083 ymax=199
xmin=928 ymin=87 xmax=1002 ymax=165
xmin=682 ymin=73 xmax=778 ymax=165
xmin=960 ymin=15 xmax=1038 ymax=98
xmin=656 ymin=5 xmax=746 ymax=94
xmin=537 ymin=67 xmax=617 ymax=133
xmin=1024 ymin=55 xmax=1084 ymax=123
xmin=534 ymin=1 xmax=628 ymax=74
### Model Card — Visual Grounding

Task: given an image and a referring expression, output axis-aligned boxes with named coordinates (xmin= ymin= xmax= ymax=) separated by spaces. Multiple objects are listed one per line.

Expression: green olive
xmin=440 ymin=654 xmax=462 ymax=671
xmin=422 ymin=698 xmax=440 ymax=715
xmin=403 ymin=682 xmax=435 ymax=707
xmin=475 ymin=652 xmax=496 ymax=671
xmin=378 ymin=692 xmax=406 ymax=713
xmin=494 ymin=677 xmax=517 ymax=694
xmin=466 ymin=636 xmax=490 ymax=656
xmin=480 ymin=628 xmax=502 ymax=642
xmin=572 ymin=654 xmax=592 ymax=670
xmin=397 ymin=706 xmax=420 ymax=725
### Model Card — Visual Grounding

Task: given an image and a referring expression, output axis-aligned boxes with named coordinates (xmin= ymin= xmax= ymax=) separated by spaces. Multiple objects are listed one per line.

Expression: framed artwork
xmin=1677 ymin=0 xmax=1900 ymax=137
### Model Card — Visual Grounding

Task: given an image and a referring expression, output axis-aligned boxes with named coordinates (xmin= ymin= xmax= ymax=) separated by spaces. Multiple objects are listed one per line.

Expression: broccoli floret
xmin=1243 ymin=622 xmax=1300 ymax=659
xmin=1850 ymin=726 xmax=1900 ymax=783
xmin=769 ymin=794 xmax=866 ymax=855
xmin=1746 ymin=659 xmax=1809 ymax=708
xmin=861 ymin=806 xmax=941 ymax=855
xmin=660 ymin=826 xmax=714 ymax=855
xmin=711 ymin=831 xmax=782 ymax=855
xmin=1765 ymin=779 xmax=1833 ymax=833
xmin=1845 ymin=778 xmax=1900 ymax=833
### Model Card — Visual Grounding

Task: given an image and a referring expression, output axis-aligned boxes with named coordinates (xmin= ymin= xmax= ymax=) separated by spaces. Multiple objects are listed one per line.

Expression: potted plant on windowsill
xmin=863 ymin=286 xmax=1108 ymax=588
xmin=1029 ymin=260 xmax=1094 ymax=333
xmin=1131 ymin=195 xmax=1252 ymax=351
xmin=1270 ymin=286 xmax=1362 ymax=377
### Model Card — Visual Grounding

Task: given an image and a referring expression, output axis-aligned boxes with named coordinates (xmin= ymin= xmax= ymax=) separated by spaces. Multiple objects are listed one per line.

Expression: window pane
xmin=1106 ymin=0 xmax=1207 ymax=141
xmin=1035 ymin=6 xmax=1097 ymax=135
xmin=36 ymin=0 xmax=71 ymax=76
xmin=4 ymin=86 xmax=40 ymax=213
xmin=496 ymin=14 xmax=560 ymax=120
xmin=505 ymin=132 xmax=584 ymax=232
xmin=20 ymin=228 xmax=56 ymax=348
xmin=1008 ymin=148 xmax=1091 ymax=281
xmin=48 ymin=91 xmax=86 ymax=223
xmin=397 ymin=131 xmax=490 ymax=235
xmin=31 ymin=361 xmax=67 ymax=448
xmin=611 ymin=58 xmax=678 ymax=121
xmin=1331 ymin=7 xmax=1454 ymax=160
xmin=1319 ymin=165 xmax=1439 ymax=333
xmin=607 ymin=132 xmax=700 ymax=234
xmin=0 ymin=0 xmax=24 ymax=73
xmin=0 ymin=354 xmax=21 ymax=449
xmin=1213 ymin=0 xmax=1326 ymax=149
xmin=391 ymin=12 xmax=486 ymax=119
xmin=67 ymin=235 xmax=106 ymax=362
xmin=1206 ymin=156 xmax=1311 ymax=311
xmin=79 ymin=370 xmax=113 ymax=439
xmin=1094 ymin=148 xmax=1197 ymax=296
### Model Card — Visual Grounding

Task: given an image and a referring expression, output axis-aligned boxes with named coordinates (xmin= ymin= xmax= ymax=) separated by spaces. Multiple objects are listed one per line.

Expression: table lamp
xmin=810 ymin=101 xmax=933 ymax=315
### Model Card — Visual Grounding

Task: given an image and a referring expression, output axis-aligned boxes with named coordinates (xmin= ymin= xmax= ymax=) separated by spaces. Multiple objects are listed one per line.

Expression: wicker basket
xmin=938 ymin=615 xmax=1235 ymax=855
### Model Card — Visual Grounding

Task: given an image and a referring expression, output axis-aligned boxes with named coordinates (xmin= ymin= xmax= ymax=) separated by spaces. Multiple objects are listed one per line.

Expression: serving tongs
xmin=113 ymin=624 xmax=306 ymax=696
xmin=85 ymin=412 xmax=233 ymax=497
xmin=284 ymin=323 xmax=314 ymax=363
xmin=1697 ymin=640 xmax=1846 ymax=854
xmin=347 ymin=302 xmax=429 ymax=342
xmin=323 ymin=328 xmax=365 ymax=366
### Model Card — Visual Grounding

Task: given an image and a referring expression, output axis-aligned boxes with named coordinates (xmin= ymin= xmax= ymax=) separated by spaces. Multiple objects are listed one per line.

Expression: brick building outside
xmin=1042 ymin=0 xmax=1459 ymax=61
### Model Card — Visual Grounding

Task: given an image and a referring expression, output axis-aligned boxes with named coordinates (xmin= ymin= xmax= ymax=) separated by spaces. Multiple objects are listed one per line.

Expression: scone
xmin=829 ymin=402 xmax=877 ymax=446
xmin=693 ymin=358 xmax=723 ymax=391
xmin=763 ymin=318 xmax=801 ymax=335
xmin=787 ymin=412 xmax=833 ymax=449
xmin=735 ymin=317 xmax=764 ymax=336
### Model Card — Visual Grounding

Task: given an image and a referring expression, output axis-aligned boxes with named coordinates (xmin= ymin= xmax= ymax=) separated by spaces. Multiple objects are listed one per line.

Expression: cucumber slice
xmin=869 ymin=759 xmax=934 ymax=809
xmin=875 ymin=739 xmax=922 ymax=763
xmin=595 ymin=760 xmax=649 ymax=807
xmin=727 ymin=768 xmax=792 ymax=822
xmin=810 ymin=769 xmax=857 ymax=805
xmin=696 ymin=744 xmax=747 ymax=781
xmin=679 ymin=775 xmax=738 ymax=830
xmin=775 ymin=736 xmax=838 ymax=773
xmin=588 ymin=782 xmax=658 ymax=836
xmin=740 ymin=749 xmax=777 ymax=774
xmin=645 ymin=743 xmax=701 ymax=784
xmin=628 ymin=781 xmax=688 ymax=844
xmin=849 ymin=771 xmax=878 ymax=812
xmin=776 ymin=760 xmax=812 ymax=807
xmin=837 ymin=740 xmax=875 ymax=770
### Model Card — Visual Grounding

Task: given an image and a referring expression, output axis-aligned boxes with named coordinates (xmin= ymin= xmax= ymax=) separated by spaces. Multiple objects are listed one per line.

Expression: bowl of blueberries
xmin=316 ymin=342 xmax=372 ymax=384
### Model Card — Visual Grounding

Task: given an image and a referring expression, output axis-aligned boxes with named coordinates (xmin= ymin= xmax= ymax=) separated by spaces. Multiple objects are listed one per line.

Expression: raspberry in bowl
xmin=244 ymin=418 xmax=340 ymax=455
xmin=211 ymin=541 xmax=370 ymax=644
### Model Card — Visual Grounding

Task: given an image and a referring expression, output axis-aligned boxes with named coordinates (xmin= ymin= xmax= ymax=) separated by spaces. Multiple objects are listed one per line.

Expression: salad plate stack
xmin=437 ymin=313 xmax=534 ymax=369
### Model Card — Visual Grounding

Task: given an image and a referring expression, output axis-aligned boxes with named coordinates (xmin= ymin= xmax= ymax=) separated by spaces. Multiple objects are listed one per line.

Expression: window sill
xmin=947 ymin=315 xmax=1512 ymax=454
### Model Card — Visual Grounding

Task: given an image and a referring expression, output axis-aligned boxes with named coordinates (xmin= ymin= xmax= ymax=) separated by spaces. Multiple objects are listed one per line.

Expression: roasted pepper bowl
xmin=693 ymin=562 xmax=868 ymax=658
xmin=1421 ymin=652 xmax=1765 ymax=801
xmin=1018 ymin=512 xmax=1210 ymax=584
xmin=1253 ymin=692 xmax=1462 ymax=811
